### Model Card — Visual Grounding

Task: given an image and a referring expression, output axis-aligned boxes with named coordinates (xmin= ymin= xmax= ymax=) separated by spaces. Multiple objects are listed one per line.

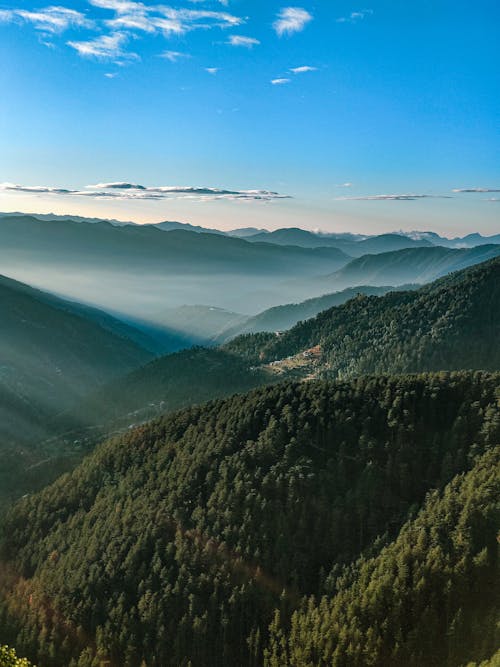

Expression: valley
xmin=0 ymin=215 xmax=498 ymax=666
xmin=1 ymin=4 xmax=497 ymax=663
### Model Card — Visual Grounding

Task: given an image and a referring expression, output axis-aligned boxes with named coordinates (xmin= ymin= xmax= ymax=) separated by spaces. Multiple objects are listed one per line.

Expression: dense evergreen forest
xmin=265 ymin=445 xmax=500 ymax=666
xmin=225 ymin=256 xmax=500 ymax=377
xmin=1 ymin=372 xmax=498 ymax=666
xmin=67 ymin=347 xmax=272 ymax=430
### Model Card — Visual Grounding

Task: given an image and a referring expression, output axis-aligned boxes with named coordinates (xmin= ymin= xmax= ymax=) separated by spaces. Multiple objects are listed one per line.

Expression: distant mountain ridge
xmin=0 ymin=214 xmax=351 ymax=315
xmin=2 ymin=212 xmax=499 ymax=249
xmin=319 ymin=243 xmax=500 ymax=290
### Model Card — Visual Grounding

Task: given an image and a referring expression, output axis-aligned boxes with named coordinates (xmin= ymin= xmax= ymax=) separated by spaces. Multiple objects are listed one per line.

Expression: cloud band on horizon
xmin=0 ymin=182 xmax=292 ymax=202
xmin=335 ymin=194 xmax=453 ymax=201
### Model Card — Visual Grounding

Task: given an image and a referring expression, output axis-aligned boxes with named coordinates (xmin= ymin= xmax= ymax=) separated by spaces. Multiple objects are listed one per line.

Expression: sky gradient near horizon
xmin=0 ymin=0 xmax=499 ymax=235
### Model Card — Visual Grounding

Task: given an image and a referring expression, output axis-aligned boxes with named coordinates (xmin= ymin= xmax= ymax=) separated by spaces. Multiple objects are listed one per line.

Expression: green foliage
xmin=265 ymin=445 xmax=500 ymax=666
xmin=71 ymin=346 xmax=272 ymax=428
xmin=0 ymin=646 xmax=34 ymax=667
xmin=464 ymin=649 xmax=500 ymax=667
xmin=1 ymin=372 xmax=498 ymax=666
xmin=228 ymin=257 xmax=500 ymax=376
xmin=216 ymin=285 xmax=399 ymax=342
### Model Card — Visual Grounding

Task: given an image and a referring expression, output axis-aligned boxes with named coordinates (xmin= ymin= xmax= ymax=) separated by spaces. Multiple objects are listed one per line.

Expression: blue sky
xmin=0 ymin=0 xmax=499 ymax=235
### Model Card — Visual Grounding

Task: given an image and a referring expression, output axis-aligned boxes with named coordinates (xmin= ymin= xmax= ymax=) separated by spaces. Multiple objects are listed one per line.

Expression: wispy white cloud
xmin=188 ymin=0 xmax=229 ymax=5
xmin=102 ymin=5 xmax=243 ymax=35
xmin=0 ymin=5 xmax=92 ymax=33
xmin=1 ymin=181 xmax=292 ymax=202
xmin=335 ymin=193 xmax=453 ymax=201
xmin=335 ymin=182 xmax=353 ymax=188
xmin=2 ymin=1 xmax=245 ymax=59
xmin=273 ymin=7 xmax=312 ymax=37
xmin=0 ymin=182 xmax=74 ymax=194
xmin=290 ymin=65 xmax=316 ymax=74
xmin=89 ymin=0 xmax=146 ymax=13
xmin=271 ymin=78 xmax=290 ymax=85
xmin=205 ymin=67 xmax=219 ymax=74
xmin=337 ymin=9 xmax=373 ymax=23
xmin=160 ymin=50 xmax=190 ymax=62
xmin=67 ymin=31 xmax=138 ymax=60
xmin=452 ymin=187 xmax=500 ymax=193
xmin=228 ymin=34 xmax=259 ymax=47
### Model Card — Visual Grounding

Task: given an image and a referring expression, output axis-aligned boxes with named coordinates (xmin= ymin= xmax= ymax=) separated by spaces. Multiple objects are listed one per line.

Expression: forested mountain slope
xmin=1 ymin=372 xmax=498 ymax=667
xmin=0 ymin=274 xmax=152 ymax=425
xmin=225 ymin=257 xmax=500 ymax=377
xmin=319 ymin=244 xmax=500 ymax=290
xmin=0 ymin=274 xmax=155 ymax=509
xmin=215 ymin=285 xmax=401 ymax=342
xmin=69 ymin=347 xmax=271 ymax=430
xmin=265 ymin=444 xmax=500 ymax=667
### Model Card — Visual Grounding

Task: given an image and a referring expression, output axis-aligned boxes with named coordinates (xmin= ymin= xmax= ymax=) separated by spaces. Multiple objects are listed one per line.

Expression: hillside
xmin=321 ymin=244 xmax=500 ymax=290
xmin=265 ymin=444 xmax=500 ymax=667
xmin=215 ymin=285 xmax=403 ymax=342
xmin=0 ymin=275 xmax=154 ymax=508
xmin=226 ymin=257 xmax=500 ymax=378
xmin=0 ymin=275 xmax=180 ymax=355
xmin=69 ymin=347 xmax=272 ymax=430
xmin=0 ymin=274 xmax=153 ymax=419
xmin=1 ymin=372 xmax=498 ymax=666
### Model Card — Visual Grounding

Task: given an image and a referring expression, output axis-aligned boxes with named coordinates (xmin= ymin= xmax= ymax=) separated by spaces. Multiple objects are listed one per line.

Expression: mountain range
xmin=1 ymin=214 xmax=499 ymax=332
xmin=0 ymin=212 xmax=499 ymax=667
xmin=1 ymin=252 xmax=499 ymax=512
xmin=65 ymin=255 xmax=500 ymax=446
xmin=0 ymin=215 xmax=350 ymax=315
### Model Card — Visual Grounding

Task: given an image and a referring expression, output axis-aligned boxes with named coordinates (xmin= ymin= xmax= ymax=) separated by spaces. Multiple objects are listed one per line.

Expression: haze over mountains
xmin=0 ymin=215 xmax=350 ymax=315
xmin=0 ymin=273 xmax=152 ymax=421
xmin=1 ymin=214 xmax=499 ymax=333
xmin=0 ymin=211 xmax=499 ymax=666
xmin=38 ymin=256 xmax=500 ymax=477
